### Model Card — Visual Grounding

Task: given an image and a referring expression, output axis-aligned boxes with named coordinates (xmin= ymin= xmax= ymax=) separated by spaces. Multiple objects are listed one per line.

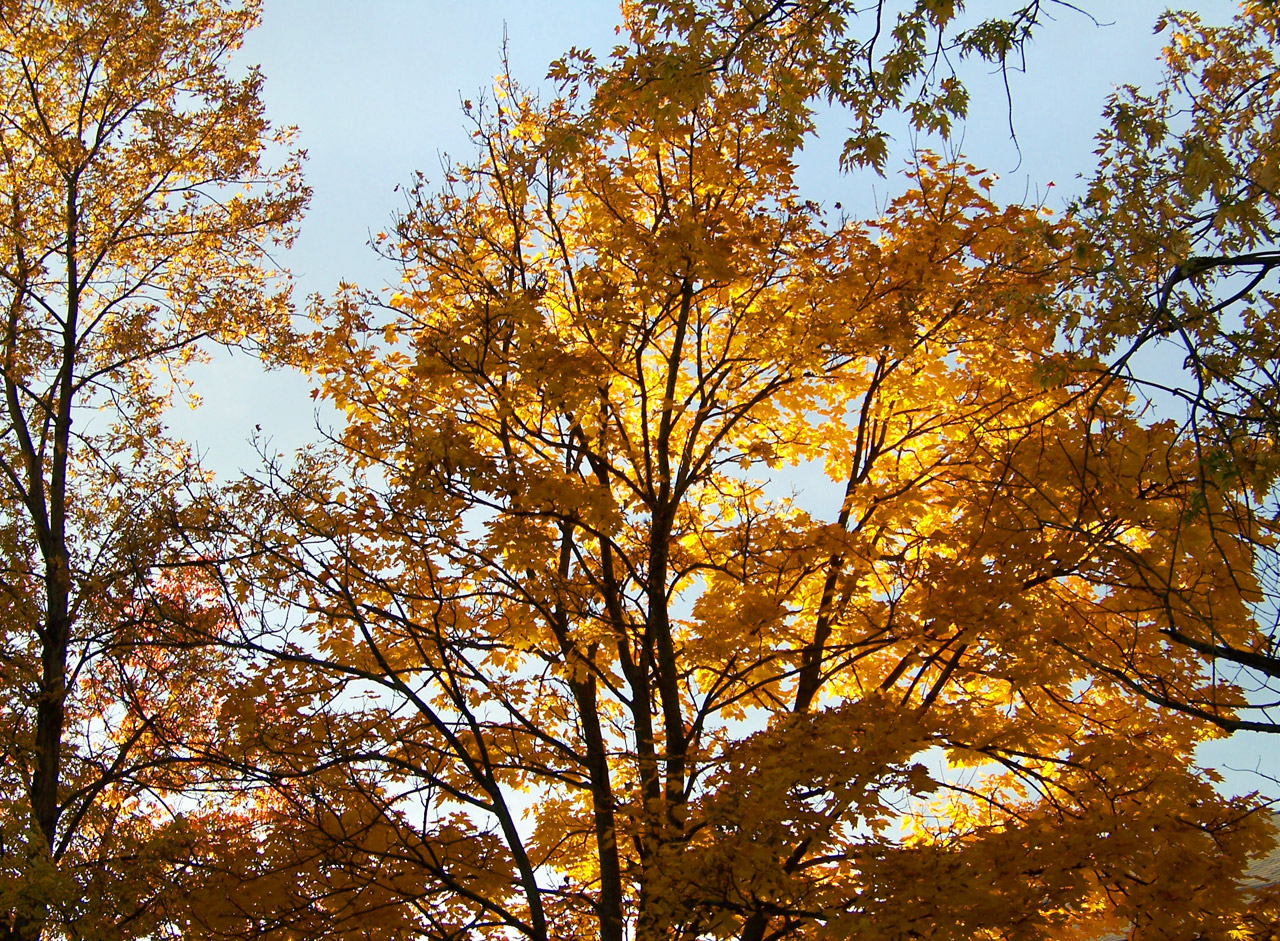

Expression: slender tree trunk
xmin=576 ymin=675 xmax=625 ymax=941
xmin=11 ymin=178 xmax=81 ymax=941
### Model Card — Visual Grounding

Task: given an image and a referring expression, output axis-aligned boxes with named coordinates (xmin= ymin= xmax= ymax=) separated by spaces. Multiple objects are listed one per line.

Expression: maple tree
xmin=1066 ymin=4 xmax=1280 ymax=734
xmin=213 ymin=3 xmax=1280 ymax=941
xmin=0 ymin=1 xmax=306 ymax=938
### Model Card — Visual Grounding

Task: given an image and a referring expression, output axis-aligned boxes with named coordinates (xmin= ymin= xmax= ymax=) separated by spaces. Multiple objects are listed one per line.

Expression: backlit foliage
xmin=0 ymin=1 xmax=306 ymax=938
xmin=1072 ymin=2 xmax=1280 ymax=732
xmin=217 ymin=4 xmax=1280 ymax=940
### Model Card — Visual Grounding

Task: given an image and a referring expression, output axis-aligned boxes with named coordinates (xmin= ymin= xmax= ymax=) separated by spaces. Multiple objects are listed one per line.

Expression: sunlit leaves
xmin=0 ymin=1 xmax=309 ymax=939
xmin=207 ymin=8 xmax=1280 ymax=941
xmin=1072 ymin=3 xmax=1280 ymax=737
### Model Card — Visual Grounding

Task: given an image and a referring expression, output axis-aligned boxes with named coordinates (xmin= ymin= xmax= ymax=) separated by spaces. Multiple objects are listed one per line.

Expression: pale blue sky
xmin=186 ymin=1 xmax=1274 ymax=795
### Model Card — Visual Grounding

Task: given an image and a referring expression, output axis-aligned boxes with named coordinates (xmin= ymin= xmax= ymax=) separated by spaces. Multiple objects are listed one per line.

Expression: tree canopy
xmin=5 ymin=2 xmax=1280 ymax=941
xmin=0 ymin=1 xmax=305 ymax=938
xmin=1072 ymin=7 xmax=1280 ymax=733
xmin=210 ymin=3 xmax=1280 ymax=940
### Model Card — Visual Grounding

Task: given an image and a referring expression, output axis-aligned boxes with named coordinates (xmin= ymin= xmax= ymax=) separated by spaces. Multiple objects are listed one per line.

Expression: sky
xmin=178 ymin=0 xmax=1276 ymax=794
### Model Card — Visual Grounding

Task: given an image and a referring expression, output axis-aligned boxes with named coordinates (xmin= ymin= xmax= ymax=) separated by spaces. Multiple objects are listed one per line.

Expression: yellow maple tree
xmin=0 ymin=2 xmax=307 ymax=938
xmin=217 ymin=4 xmax=1280 ymax=941
xmin=1069 ymin=2 xmax=1280 ymax=736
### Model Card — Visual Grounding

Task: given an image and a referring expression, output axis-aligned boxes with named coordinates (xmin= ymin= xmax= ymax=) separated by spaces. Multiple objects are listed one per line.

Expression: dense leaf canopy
xmin=5 ymin=2 xmax=1280 ymax=941
xmin=215 ymin=4 xmax=1280 ymax=940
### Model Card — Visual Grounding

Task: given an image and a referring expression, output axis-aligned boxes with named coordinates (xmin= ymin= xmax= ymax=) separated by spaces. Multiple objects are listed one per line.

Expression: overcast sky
xmin=181 ymin=1 xmax=1274 ymax=794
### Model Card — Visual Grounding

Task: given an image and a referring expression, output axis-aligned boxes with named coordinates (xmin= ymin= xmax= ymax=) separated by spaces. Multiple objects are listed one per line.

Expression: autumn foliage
xmin=5 ymin=1 xmax=1280 ymax=941
xmin=0 ymin=1 xmax=304 ymax=938
xmin=216 ymin=4 xmax=1280 ymax=941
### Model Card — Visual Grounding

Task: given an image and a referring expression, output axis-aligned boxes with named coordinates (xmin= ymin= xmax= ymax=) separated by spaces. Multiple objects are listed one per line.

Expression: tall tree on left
xmin=0 ymin=2 xmax=306 ymax=938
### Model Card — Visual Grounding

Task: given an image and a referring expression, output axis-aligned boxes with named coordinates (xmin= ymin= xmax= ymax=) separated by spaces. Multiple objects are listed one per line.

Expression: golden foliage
xmin=0 ymin=1 xmax=307 ymax=938
xmin=218 ymin=5 xmax=1280 ymax=940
